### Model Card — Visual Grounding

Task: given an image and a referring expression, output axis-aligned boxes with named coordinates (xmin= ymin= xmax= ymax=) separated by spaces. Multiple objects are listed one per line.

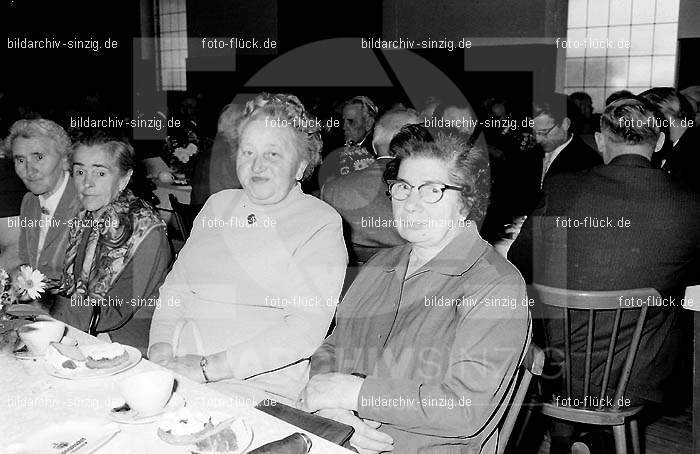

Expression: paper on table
xmin=5 ymin=420 xmax=120 ymax=454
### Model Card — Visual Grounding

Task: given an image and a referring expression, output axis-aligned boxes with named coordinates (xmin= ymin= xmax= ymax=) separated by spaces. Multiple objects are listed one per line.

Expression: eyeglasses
xmin=533 ymin=124 xmax=558 ymax=137
xmin=386 ymin=180 xmax=463 ymax=204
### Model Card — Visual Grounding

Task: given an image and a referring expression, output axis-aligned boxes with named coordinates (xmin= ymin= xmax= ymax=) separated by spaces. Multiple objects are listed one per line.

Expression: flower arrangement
xmin=162 ymin=120 xmax=211 ymax=182
xmin=1 ymin=266 xmax=49 ymax=349
xmin=0 ymin=265 xmax=47 ymax=310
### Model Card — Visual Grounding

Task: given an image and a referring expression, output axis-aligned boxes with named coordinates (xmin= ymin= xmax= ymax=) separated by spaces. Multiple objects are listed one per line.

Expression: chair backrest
xmin=154 ymin=206 xmax=178 ymax=258
xmin=168 ymin=193 xmax=203 ymax=240
xmin=497 ymin=342 xmax=545 ymax=454
xmin=527 ymin=284 xmax=658 ymax=411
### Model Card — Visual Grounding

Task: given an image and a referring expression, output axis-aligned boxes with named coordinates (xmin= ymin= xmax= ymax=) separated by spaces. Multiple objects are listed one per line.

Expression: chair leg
xmin=629 ymin=420 xmax=641 ymax=454
xmin=514 ymin=404 xmax=535 ymax=447
xmin=613 ymin=425 xmax=627 ymax=454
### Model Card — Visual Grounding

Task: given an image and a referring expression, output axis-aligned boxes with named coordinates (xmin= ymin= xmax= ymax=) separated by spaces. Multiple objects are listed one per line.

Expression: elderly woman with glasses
xmin=149 ymin=93 xmax=347 ymax=404
xmin=300 ymin=124 xmax=531 ymax=454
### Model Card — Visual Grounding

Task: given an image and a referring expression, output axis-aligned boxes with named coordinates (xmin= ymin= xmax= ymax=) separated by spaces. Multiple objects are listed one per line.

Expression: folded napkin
xmin=255 ymin=400 xmax=354 ymax=447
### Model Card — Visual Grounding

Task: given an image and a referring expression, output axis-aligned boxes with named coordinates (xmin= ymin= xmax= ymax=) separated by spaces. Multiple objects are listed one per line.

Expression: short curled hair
xmin=600 ymin=96 xmax=663 ymax=146
xmin=639 ymin=87 xmax=694 ymax=123
xmin=384 ymin=124 xmax=490 ymax=227
xmin=237 ymin=93 xmax=322 ymax=181
xmin=5 ymin=118 xmax=71 ymax=157
xmin=70 ymin=129 xmax=135 ymax=176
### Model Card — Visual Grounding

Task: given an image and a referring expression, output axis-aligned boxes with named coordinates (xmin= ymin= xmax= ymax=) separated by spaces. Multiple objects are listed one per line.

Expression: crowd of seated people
xmin=1 ymin=83 xmax=698 ymax=454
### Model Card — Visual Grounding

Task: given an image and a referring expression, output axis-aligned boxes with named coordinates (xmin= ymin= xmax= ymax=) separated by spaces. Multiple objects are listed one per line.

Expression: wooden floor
xmin=643 ymin=407 xmax=692 ymax=454
xmin=515 ymin=404 xmax=692 ymax=453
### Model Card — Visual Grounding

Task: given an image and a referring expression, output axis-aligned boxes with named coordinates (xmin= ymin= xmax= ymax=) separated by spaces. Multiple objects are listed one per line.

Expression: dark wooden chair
xmin=168 ymin=193 xmax=203 ymax=241
xmin=527 ymin=284 xmax=659 ymax=454
xmin=497 ymin=342 xmax=545 ymax=454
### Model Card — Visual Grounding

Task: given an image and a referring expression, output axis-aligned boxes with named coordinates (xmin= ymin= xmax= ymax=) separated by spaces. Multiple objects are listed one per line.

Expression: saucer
xmin=13 ymin=336 xmax=78 ymax=360
xmin=12 ymin=345 xmax=43 ymax=360
xmin=109 ymin=393 xmax=186 ymax=424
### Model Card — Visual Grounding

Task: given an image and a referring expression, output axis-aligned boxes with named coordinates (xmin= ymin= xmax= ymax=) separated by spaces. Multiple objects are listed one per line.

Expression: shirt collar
xmin=39 ymin=171 xmax=69 ymax=214
xmin=608 ymin=154 xmax=652 ymax=168
xmin=383 ymin=223 xmax=487 ymax=277
xmin=544 ymin=135 xmax=573 ymax=167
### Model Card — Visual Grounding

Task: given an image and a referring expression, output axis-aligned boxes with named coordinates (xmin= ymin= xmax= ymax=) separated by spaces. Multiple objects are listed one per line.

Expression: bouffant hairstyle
xmin=236 ymin=93 xmax=322 ymax=181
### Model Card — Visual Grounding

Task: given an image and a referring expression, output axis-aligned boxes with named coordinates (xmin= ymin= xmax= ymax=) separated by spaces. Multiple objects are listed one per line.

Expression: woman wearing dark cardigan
xmin=52 ymin=131 xmax=171 ymax=355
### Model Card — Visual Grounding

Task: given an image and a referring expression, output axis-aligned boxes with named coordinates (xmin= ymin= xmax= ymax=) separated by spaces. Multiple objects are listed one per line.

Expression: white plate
xmin=5 ymin=421 xmax=120 ymax=454
xmin=47 ymin=345 xmax=141 ymax=379
xmin=158 ymin=414 xmax=253 ymax=454
xmin=110 ymin=393 xmax=186 ymax=425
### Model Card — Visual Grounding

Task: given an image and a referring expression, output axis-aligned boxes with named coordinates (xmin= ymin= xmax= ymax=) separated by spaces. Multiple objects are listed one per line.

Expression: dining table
xmin=0 ymin=323 xmax=353 ymax=454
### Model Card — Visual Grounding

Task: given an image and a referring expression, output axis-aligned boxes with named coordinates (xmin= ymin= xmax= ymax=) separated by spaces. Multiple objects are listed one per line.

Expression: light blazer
xmin=18 ymin=179 xmax=81 ymax=282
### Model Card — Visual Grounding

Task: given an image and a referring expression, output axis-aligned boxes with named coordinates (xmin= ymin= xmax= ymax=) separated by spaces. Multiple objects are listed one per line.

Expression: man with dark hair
xmin=640 ymin=87 xmax=700 ymax=192
xmin=532 ymin=93 xmax=603 ymax=188
xmin=568 ymin=91 xmax=600 ymax=150
xmin=509 ymin=97 xmax=700 ymax=453
xmin=321 ymin=108 xmax=420 ymax=266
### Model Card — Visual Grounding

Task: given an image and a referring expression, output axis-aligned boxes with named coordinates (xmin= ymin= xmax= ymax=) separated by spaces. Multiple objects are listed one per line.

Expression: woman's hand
xmin=315 ymin=408 xmax=393 ymax=453
xmin=148 ymin=342 xmax=174 ymax=366
xmin=158 ymin=354 xmax=205 ymax=384
xmin=298 ymin=372 xmax=364 ymax=412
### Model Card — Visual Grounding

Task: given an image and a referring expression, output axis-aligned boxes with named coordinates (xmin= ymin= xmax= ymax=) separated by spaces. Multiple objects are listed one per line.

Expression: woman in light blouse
xmin=149 ymin=93 xmax=347 ymax=403
xmin=300 ymin=125 xmax=530 ymax=454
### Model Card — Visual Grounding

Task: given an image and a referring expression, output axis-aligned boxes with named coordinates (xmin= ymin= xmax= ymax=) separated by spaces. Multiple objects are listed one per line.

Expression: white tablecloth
xmin=0 ymin=325 xmax=352 ymax=453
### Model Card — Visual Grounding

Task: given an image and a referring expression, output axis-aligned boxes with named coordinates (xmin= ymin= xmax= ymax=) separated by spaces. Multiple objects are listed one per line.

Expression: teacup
xmin=119 ymin=370 xmax=175 ymax=416
xmin=18 ymin=320 xmax=66 ymax=355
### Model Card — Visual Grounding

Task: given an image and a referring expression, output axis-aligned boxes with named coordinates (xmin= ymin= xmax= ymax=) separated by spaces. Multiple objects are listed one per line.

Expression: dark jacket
xmin=541 ymin=134 xmax=603 ymax=183
xmin=508 ymin=154 xmax=700 ymax=403
xmin=321 ymin=157 xmax=405 ymax=263
xmin=663 ymin=125 xmax=700 ymax=193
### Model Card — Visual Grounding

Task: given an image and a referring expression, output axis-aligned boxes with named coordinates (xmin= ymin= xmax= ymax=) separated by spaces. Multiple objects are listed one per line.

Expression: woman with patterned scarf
xmin=52 ymin=131 xmax=172 ymax=355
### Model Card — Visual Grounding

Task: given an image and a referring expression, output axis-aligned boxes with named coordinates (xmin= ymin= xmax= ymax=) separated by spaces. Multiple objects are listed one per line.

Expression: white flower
xmin=173 ymin=147 xmax=191 ymax=163
xmin=184 ymin=143 xmax=198 ymax=156
xmin=15 ymin=265 xmax=46 ymax=300
xmin=0 ymin=268 xmax=8 ymax=288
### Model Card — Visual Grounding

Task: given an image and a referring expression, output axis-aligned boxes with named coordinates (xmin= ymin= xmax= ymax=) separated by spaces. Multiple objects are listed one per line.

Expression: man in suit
xmin=533 ymin=92 xmax=603 ymax=187
xmin=6 ymin=119 xmax=81 ymax=286
xmin=321 ymin=107 xmax=420 ymax=265
xmin=640 ymin=87 xmax=700 ymax=193
xmin=508 ymin=97 xmax=700 ymax=453
xmin=318 ymin=96 xmax=378 ymax=188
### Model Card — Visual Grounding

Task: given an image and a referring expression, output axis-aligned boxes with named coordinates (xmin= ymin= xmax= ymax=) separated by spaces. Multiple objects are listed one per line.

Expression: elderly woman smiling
xmin=52 ymin=131 xmax=171 ymax=354
xmin=149 ymin=93 xmax=347 ymax=403
xmin=300 ymin=125 xmax=531 ymax=454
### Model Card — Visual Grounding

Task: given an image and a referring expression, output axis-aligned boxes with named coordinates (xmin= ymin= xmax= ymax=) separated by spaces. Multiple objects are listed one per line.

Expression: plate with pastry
xmin=46 ymin=342 xmax=141 ymax=379
xmin=157 ymin=409 xmax=253 ymax=454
